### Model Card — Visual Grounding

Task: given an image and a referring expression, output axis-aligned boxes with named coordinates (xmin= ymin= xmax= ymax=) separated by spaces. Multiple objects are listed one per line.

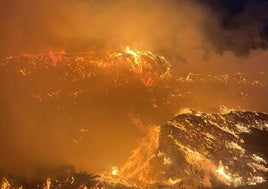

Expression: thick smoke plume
xmin=1 ymin=0 xmax=268 ymax=72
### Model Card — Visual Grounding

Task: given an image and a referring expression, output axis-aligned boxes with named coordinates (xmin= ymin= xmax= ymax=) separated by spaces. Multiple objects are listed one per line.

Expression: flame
xmin=1 ymin=178 xmax=10 ymax=189
xmin=110 ymin=46 xmax=171 ymax=86
xmin=111 ymin=166 xmax=119 ymax=176
xmin=125 ymin=46 xmax=138 ymax=58
xmin=168 ymin=177 xmax=182 ymax=185
xmin=120 ymin=126 xmax=160 ymax=184
xmin=216 ymin=162 xmax=232 ymax=184
xmin=45 ymin=178 xmax=51 ymax=189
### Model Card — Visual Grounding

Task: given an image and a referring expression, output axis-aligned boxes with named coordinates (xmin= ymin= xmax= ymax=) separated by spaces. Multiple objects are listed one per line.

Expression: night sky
xmin=208 ymin=0 xmax=251 ymax=13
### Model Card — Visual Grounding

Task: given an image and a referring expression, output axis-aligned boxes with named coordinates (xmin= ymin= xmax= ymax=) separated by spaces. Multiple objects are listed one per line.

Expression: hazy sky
xmin=0 ymin=0 xmax=267 ymax=56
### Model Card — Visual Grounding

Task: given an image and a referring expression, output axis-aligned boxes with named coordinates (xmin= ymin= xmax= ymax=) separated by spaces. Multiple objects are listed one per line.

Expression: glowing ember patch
xmin=216 ymin=164 xmax=232 ymax=183
xmin=163 ymin=156 xmax=172 ymax=165
xmin=235 ymin=123 xmax=251 ymax=133
xmin=252 ymin=154 xmax=267 ymax=164
xmin=125 ymin=46 xmax=138 ymax=57
xmin=1 ymin=177 xmax=10 ymax=189
xmin=2 ymin=47 xmax=171 ymax=88
xmin=248 ymin=162 xmax=268 ymax=172
xmin=220 ymin=105 xmax=235 ymax=114
xmin=248 ymin=176 xmax=265 ymax=185
xmin=168 ymin=177 xmax=182 ymax=185
xmin=111 ymin=166 xmax=119 ymax=176
xmin=46 ymin=178 xmax=51 ymax=189
xmin=226 ymin=141 xmax=245 ymax=154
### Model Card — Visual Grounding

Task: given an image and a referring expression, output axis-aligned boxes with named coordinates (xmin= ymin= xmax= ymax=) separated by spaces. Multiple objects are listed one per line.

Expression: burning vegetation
xmin=1 ymin=47 xmax=268 ymax=188
xmin=1 ymin=0 xmax=268 ymax=188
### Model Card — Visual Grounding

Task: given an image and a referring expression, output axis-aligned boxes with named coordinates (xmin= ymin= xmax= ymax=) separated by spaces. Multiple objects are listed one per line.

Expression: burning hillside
xmin=1 ymin=110 xmax=268 ymax=188
xmin=0 ymin=47 xmax=173 ymax=175
xmin=120 ymin=109 xmax=268 ymax=188
xmin=1 ymin=0 xmax=268 ymax=188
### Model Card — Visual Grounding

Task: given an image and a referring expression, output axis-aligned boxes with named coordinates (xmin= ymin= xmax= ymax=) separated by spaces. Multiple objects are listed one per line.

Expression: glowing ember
xmin=216 ymin=162 xmax=232 ymax=183
xmin=1 ymin=178 xmax=10 ymax=189
xmin=111 ymin=166 xmax=119 ymax=176
xmin=125 ymin=46 xmax=138 ymax=58
xmin=46 ymin=178 xmax=52 ymax=189
xmin=168 ymin=177 xmax=182 ymax=185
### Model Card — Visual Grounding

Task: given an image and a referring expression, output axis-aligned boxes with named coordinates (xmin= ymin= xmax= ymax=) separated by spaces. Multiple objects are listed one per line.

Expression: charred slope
xmin=120 ymin=110 xmax=268 ymax=188
xmin=153 ymin=110 xmax=268 ymax=188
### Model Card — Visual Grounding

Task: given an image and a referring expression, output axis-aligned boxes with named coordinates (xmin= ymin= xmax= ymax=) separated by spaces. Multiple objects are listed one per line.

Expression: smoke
xmin=1 ymin=0 xmax=268 ymax=73
xmin=0 ymin=0 xmax=267 ymax=57
xmin=0 ymin=0 xmax=268 ymax=178
xmin=0 ymin=1 xmax=225 ymax=54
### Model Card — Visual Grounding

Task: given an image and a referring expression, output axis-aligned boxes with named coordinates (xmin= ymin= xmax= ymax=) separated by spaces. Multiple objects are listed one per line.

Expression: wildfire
xmin=1 ymin=46 xmax=171 ymax=88
xmin=1 ymin=46 xmax=268 ymax=188
xmin=111 ymin=110 xmax=268 ymax=188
